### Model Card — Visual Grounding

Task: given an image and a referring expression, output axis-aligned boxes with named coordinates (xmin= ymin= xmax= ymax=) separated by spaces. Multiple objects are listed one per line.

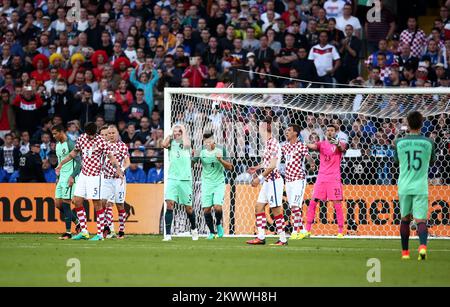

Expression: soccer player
xmin=394 ymin=111 xmax=435 ymax=260
xmin=282 ymin=124 xmax=316 ymax=240
xmin=246 ymin=117 xmax=286 ymax=246
xmin=52 ymin=124 xmax=81 ymax=240
xmin=101 ymin=125 xmax=130 ymax=239
xmin=192 ymin=132 xmax=233 ymax=240
xmin=301 ymin=124 xmax=347 ymax=239
xmin=162 ymin=124 xmax=198 ymax=241
xmin=56 ymin=122 xmax=124 ymax=241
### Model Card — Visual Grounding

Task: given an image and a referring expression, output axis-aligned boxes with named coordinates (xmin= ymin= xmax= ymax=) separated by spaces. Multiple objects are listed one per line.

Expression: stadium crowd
xmin=0 ymin=0 xmax=449 ymax=184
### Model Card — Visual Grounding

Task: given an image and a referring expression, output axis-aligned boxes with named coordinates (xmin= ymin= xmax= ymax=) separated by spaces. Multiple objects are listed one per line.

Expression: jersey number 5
xmin=405 ymin=150 xmax=422 ymax=171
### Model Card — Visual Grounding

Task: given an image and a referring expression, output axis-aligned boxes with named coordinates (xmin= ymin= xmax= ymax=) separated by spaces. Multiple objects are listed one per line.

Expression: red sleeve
xmin=12 ymin=96 xmax=21 ymax=107
xmin=35 ymin=95 xmax=43 ymax=108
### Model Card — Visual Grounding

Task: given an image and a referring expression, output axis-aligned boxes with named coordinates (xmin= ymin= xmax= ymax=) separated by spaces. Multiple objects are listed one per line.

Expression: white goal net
xmin=164 ymin=88 xmax=450 ymax=238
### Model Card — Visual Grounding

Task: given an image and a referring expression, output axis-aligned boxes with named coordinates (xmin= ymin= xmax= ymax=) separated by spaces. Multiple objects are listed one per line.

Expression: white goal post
xmin=163 ymin=87 xmax=450 ymax=238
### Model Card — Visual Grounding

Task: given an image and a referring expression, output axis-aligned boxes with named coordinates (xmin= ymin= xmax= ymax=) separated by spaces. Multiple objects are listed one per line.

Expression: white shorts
xmin=286 ymin=179 xmax=306 ymax=208
xmin=74 ymin=173 xmax=102 ymax=200
xmin=101 ymin=177 xmax=126 ymax=204
xmin=257 ymin=177 xmax=284 ymax=208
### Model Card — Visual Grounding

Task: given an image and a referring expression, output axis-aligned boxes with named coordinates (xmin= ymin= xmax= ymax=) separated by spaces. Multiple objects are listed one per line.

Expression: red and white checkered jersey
xmin=102 ymin=141 xmax=130 ymax=179
xmin=262 ymin=137 xmax=281 ymax=181
xmin=400 ymin=29 xmax=427 ymax=58
xmin=281 ymin=141 xmax=310 ymax=182
xmin=75 ymin=134 xmax=111 ymax=176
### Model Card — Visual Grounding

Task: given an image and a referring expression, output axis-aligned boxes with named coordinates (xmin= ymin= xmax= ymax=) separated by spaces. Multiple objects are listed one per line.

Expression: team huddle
xmin=53 ymin=122 xmax=129 ymax=241
xmin=164 ymin=111 xmax=434 ymax=260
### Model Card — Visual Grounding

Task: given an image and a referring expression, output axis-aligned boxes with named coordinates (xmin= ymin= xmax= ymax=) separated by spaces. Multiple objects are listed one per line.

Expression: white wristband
xmin=258 ymin=175 xmax=264 ymax=182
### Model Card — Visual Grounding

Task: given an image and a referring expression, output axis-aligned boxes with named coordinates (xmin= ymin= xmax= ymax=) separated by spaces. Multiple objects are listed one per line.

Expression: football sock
xmin=187 ymin=212 xmax=197 ymax=230
xmin=215 ymin=210 xmax=223 ymax=226
xmin=306 ymin=200 xmax=318 ymax=232
xmin=105 ymin=207 xmax=113 ymax=228
xmin=96 ymin=209 xmax=105 ymax=236
xmin=334 ymin=203 xmax=344 ymax=234
xmin=75 ymin=207 xmax=87 ymax=232
xmin=204 ymin=212 xmax=215 ymax=234
xmin=274 ymin=214 xmax=287 ymax=243
xmin=164 ymin=209 xmax=173 ymax=235
xmin=118 ymin=209 xmax=126 ymax=233
xmin=417 ymin=222 xmax=428 ymax=247
xmin=256 ymin=212 xmax=266 ymax=240
xmin=400 ymin=220 xmax=410 ymax=251
xmin=61 ymin=203 xmax=72 ymax=233
xmin=292 ymin=206 xmax=302 ymax=233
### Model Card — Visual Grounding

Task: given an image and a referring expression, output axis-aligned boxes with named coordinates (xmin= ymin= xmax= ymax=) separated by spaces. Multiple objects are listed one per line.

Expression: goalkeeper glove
xmin=329 ymin=137 xmax=339 ymax=145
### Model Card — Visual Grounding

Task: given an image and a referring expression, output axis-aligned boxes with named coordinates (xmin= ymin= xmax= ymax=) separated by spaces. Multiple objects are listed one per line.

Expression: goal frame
xmin=163 ymin=87 xmax=450 ymax=239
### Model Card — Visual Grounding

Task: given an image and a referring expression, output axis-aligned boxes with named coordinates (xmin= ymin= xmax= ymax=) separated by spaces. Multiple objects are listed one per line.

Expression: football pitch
xmin=0 ymin=234 xmax=449 ymax=287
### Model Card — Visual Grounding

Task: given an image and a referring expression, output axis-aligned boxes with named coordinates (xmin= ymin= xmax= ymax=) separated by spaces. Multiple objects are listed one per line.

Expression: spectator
xmin=397 ymin=43 xmax=420 ymax=71
xmin=42 ymin=158 xmax=56 ymax=183
xmin=182 ymin=56 xmax=208 ymax=87
xmin=17 ymin=142 xmax=45 ymax=183
xmin=19 ymin=131 xmax=30 ymax=155
xmin=308 ymin=31 xmax=341 ymax=87
xmin=12 ymin=86 xmax=44 ymax=134
xmin=335 ymin=4 xmax=362 ymax=38
xmin=137 ymin=117 xmax=152 ymax=144
xmin=400 ymin=16 xmax=427 ymax=59
xmin=0 ymin=132 xmax=20 ymax=182
xmin=147 ymin=162 xmax=164 ymax=183
xmin=336 ymin=25 xmax=361 ymax=84
xmin=324 ymin=0 xmax=346 ymax=20
xmin=67 ymin=121 xmax=80 ymax=142
xmin=0 ymin=89 xmax=15 ymax=137
xmin=126 ymin=162 xmax=147 ymax=183
xmin=366 ymin=39 xmax=396 ymax=69
xmin=130 ymin=67 xmax=159 ymax=113
xmin=275 ymin=34 xmax=298 ymax=77
xmin=254 ymin=35 xmax=275 ymax=67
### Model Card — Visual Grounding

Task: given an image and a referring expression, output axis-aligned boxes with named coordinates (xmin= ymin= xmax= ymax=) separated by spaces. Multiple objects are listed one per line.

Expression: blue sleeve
xmin=149 ymin=69 xmax=159 ymax=87
xmin=129 ymin=69 xmax=141 ymax=88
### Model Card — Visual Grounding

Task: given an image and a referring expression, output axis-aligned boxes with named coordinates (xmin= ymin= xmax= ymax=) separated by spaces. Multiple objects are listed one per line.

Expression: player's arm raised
xmin=216 ymin=148 xmax=233 ymax=171
xmin=306 ymin=143 xmax=318 ymax=151
xmin=162 ymin=132 xmax=172 ymax=149
xmin=179 ymin=124 xmax=191 ymax=149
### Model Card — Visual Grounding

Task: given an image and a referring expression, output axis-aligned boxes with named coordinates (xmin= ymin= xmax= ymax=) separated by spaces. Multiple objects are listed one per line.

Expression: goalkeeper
xmin=193 ymin=132 xmax=233 ymax=239
xmin=394 ymin=111 xmax=436 ymax=261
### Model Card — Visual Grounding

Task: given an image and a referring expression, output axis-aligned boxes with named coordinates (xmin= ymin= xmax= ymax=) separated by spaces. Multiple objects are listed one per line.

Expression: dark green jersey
xmin=394 ymin=134 xmax=436 ymax=195
xmin=193 ymin=146 xmax=228 ymax=185
xmin=168 ymin=139 xmax=192 ymax=180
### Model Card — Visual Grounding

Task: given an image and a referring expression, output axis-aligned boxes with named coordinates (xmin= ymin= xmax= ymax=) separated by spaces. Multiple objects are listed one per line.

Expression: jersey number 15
xmin=405 ymin=150 xmax=422 ymax=171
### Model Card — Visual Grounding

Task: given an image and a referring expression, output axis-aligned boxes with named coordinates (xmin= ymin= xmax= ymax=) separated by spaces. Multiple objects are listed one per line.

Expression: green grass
xmin=0 ymin=234 xmax=449 ymax=286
